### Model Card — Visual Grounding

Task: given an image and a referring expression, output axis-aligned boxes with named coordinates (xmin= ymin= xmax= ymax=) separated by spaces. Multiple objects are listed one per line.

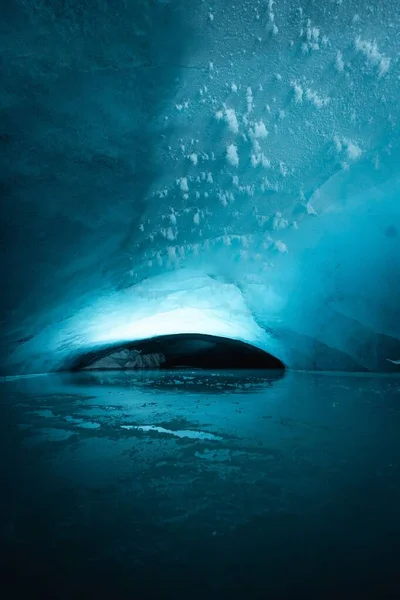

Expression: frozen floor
xmin=1 ymin=369 xmax=400 ymax=599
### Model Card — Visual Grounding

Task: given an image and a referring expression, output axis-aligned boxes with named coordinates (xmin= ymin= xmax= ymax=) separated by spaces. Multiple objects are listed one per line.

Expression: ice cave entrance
xmin=73 ymin=334 xmax=285 ymax=371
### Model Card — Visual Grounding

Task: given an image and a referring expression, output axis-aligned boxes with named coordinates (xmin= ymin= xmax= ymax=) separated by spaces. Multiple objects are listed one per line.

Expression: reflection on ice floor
xmin=1 ymin=370 xmax=400 ymax=598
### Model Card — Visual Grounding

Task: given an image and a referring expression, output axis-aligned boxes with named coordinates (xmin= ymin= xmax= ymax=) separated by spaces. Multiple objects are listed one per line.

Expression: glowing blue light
xmin=92 ymin=306 xmax=257 ymax=344
xmin=81 ymin=271 xmax=285 ymax=362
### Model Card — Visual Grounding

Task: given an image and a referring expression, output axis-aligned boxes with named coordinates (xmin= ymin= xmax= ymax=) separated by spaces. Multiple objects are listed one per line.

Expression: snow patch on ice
xmin=335 ymin=51 xmax=345 ymax=72
xmin=34 ymin=409 xmax=54 ymax=418
xmin=344 ymin=140 xmax=362 ymax=161
xmin=251 ymin=120 xmax=268 ymax=139
xmin=305 ymin=88 xmax=330 ymax=108
xmin=227 ymin=144 xmax=239 ymax=167
xmin=178 ymin=177 xmax=189 ymax=192
xmin=354 ymin=37 xmax=390 ymax=78
xmin=275 ymin=240 xmax=288 ymax=253
xmin=251 ymin=153 xmax=271 ymax=168
xmin=76 ymin=421 xmax=101 ymax=429
xmin=334 ymin=136 xmax=362 ymax=161
xmin=224 ymin=108 xmax=239 ymax=133
xmin=246 ymin=87 xmax=253 ymax=114
xmin=291 ymin=81 xmax=303 ymax=104
xmin=121 ymin=425 xmax=222 ymax=441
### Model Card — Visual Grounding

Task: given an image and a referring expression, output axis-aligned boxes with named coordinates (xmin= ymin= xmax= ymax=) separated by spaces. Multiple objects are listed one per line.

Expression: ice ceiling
xmin=1 ymin=0 xmax=400 ymax=375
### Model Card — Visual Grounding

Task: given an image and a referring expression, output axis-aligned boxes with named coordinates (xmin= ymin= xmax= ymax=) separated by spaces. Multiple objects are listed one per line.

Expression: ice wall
xmin=1 ymin=0 xmax=399 ymax=374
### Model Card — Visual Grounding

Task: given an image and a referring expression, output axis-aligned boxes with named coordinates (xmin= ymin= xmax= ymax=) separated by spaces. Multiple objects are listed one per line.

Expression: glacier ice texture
xmin=1 ymin=0 xmax=399 ymax=374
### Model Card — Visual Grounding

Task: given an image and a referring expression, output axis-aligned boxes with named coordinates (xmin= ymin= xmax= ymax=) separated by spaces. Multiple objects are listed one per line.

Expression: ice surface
xmin=1 ymin=0 xmax=399 ymax=374
xmin=2 ymin=369 xmax=400 ymax=596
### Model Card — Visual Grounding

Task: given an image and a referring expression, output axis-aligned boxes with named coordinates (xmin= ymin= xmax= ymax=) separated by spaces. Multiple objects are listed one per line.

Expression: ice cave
xmin=1 ymin=0 xmax=399 ymax=375
xmin=1 ymin=1 xmax=400 ymax=598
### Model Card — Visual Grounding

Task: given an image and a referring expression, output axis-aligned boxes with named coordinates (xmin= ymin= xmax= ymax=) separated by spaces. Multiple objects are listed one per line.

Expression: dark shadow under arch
xmin=70 ymin=333 xmax=285 ymax=371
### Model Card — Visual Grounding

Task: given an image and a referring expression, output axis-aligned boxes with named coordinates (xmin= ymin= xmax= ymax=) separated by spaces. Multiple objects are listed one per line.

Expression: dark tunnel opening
xmin=69 ymin=334 xmax=285 ymax=371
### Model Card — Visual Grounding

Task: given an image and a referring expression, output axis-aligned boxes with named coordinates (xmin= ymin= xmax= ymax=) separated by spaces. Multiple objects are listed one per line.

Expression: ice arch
xmin=1 ymin=0 xmax=399 ymax=375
